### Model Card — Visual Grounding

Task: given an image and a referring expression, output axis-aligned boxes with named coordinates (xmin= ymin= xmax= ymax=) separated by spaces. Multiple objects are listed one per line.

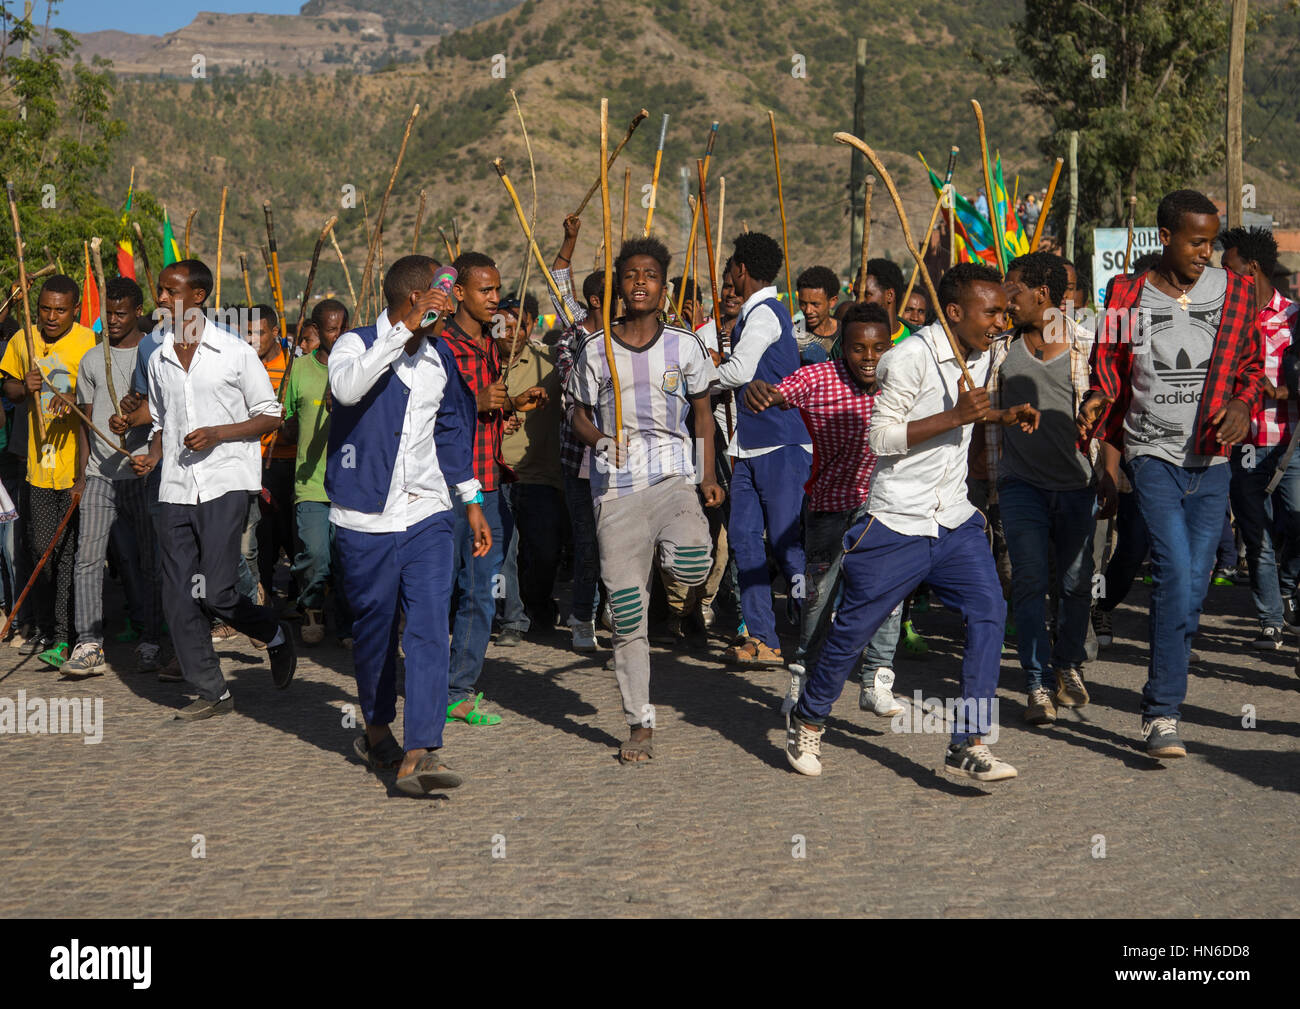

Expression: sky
xmin=39 ymin=1 xmax=306 ymax=37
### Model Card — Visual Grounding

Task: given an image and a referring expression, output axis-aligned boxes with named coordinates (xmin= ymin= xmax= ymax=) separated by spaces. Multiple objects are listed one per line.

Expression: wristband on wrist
xmin=468 ymin=490 xmax=484 ymax=505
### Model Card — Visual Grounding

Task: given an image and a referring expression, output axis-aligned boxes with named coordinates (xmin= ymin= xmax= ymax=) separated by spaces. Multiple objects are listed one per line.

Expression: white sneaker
xmin=785 ymin=708 xmax=823 ymax=776
xmin=859 ymin=666 xmax=903 ymax=716
xmin=1252 ymin=625 xmax=1284 ymax=651
xmin=568 ymin=615 xmax=597 ymax=652
xmin=782 ymin=662 xmax=806 ymax=716
xmin=944 ymin=740 xmax=1018 ymax=781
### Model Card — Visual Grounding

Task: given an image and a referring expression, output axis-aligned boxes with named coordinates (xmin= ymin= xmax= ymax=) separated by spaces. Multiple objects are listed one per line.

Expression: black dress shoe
xmin=267 ymin=622 xmax=296 ymax=689
xmin=174 ymin=694 xmax=234 ymax=720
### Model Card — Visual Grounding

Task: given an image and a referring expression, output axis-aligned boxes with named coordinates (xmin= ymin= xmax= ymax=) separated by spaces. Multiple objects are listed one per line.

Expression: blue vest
xmin=732 ymin=296 xmax=809 ymax=451
xmin=324 ymin=326 xmax=476 ymax=514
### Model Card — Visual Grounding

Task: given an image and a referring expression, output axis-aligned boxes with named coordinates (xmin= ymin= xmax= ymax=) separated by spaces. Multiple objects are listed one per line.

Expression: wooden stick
xmin=329 ymin=231 xmax=356 ymax=313
xmin=599 ymin=99 xmax=623 ymax=444
xmin=833 ymin=133 xmax=974 ymax=387
xmin=621 ymin=166 xmax=630 ymax=244
xmin=451 ymin=216 xmax=461 ymax=258
xmin=259 ymin=245 xmax=276 ymax=310
xmin=690 ymin=195 xmax=700 ymax=325
xmin=412 ymin=188 xmax=426 ymax=254
xmin=47 ymin=390 xmax=131 ymax=458
xmin=768 ymin=111 xmax=794 ymax=307
xmin=492 ymin=159 xmax=575 ymax=327
xmin=359 ymin=193 xmax=372 ymax=318
xmin=697 ymin=158 xmax=732 ymax=440
xmin=359 ymin=104 xmax=420 ymax=322
xmin=644 ymin=113 xmax=669 ymax=236
xmin=213 ymin=186 xmax=227 ymax=310
xmin=674 ymin=184 xmax=703 ymax=320
xmin=0 ymin=262 xmax=55 ymax=320
xmin=183 ymin=209 xmax=197 ymax=258
xmin=89 ymin=237 xmax=125 ymax=449
xmin=263 ymin=202 xmax=289 ymax=346
xmin=971 ymin=99 xmax=1006 ymax=276
xmin=899 ymin=188 xmax=945 ymax=317
xmin=1123 ymin=194 xmax=1138 ymax=273
xmin=438 ymin=226 xmax=455 ymax=264
xmin=6 ymin=181 xmax=45 ymax=441
xmin=574 ymin=107 xmax=648 ymax=217
xmin=0 ymin=490 xmax=81 ymax=642
xmin=239 ymin=252 xmax=253 ymax=307
xmin=857 ymin=175 xmax=874 ymax=299
xmin=505 ymin=87 xmax=538 ymax=378
xmin=1030 ymin=157 xmax=1064 ymax=253
xmin=131 ymin=221 xmax=157 ymax=310
xmin=715 ymin=175 xmax=725 ymax=272
xmin=943 ymin=145 xmax=959 ymax=267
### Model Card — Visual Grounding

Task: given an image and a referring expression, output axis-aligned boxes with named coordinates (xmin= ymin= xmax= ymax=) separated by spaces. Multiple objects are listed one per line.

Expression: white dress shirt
xmin=716 ymin=285 xmax=812 ymax=459
xmin=148 ymin=317 xmax=282 ymax=506
xmin=328 ymin=309 xmax=480 ymax=534
xmin=867 ymin=322 xmax=992 ymax=537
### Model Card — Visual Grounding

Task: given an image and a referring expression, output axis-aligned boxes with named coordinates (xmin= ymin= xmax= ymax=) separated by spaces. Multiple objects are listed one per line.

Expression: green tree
xmin=980 ymin=0 xmax=1232 ymax=244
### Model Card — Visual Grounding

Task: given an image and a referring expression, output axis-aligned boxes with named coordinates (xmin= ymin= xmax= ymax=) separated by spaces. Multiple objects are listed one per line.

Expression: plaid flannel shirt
xmin=440 ymin=318 xmax=511 ymax=492
xmin=985 ymin=317 xmax=1095 ymax=504
xmin=555 ymin=318 xmax=590 ymax=477
xmin=1250 ymin=289 xmax=1300 ymax=448
xmin=1086 ymin=269 xmax=1264 ymax=459
xmin=549 ymin=266 xmax=588 ymax=328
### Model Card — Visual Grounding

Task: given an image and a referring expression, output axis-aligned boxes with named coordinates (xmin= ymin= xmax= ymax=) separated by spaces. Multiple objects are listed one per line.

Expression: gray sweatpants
xmin=596 ymin=476 xmax=712 ymax=726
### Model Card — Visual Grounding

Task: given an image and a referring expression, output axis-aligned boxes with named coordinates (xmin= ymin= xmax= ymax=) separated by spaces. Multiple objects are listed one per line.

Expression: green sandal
xmin=902 ymin=620 xmax=929 ymax=656
xmin=38 ymin=641 xmax=71 ymax=668
xmin=446 ymin=692 xmax=501 ymax=726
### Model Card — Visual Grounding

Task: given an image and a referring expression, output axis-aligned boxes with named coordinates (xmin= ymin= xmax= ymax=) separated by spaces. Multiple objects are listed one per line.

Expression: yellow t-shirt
xmin=0 ymin=323 xmax=96 ymax=489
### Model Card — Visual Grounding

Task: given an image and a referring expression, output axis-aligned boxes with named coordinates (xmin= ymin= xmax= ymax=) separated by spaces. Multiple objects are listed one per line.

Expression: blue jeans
xmin=796 ymin=502 xmax=901 ymax=674
xmin=1229 ymin=443 xmax=1300 ymax=628
xmin=448 ymin=488 xmax=511 ymax=704
xmin=796 ymin=512 xmax=1005 ymax=744
xmin=500 ymin=523 xmax=529 ymax=633
xmin=1098 ymin=491 xmax=1149 ymax=612
xmin=563 ymin=473 xmax=600 ymax=623
xmin=730 ymin=445 xmax=810 ymax=649
xmin=1127 ymin=455 xmax=1231 ymax=719
xmin=502 ymin=482 xmax=565 ymax=629
xmin=291 ymin=501 xmax=353 ymax=636
xmin=998 ymin=478 xmax=1098 ymax=691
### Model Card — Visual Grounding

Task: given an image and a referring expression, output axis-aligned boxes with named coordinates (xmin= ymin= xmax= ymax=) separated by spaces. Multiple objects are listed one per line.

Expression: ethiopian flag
xmin=79 ymin=242 xmax=101 ymax=333
xmin=161 ymin=208 xmax=182 ymax=266
xmin=919 ymin=153 xmax=999 ymax=268
xmin=116 ymin=171 xmax=136 ymax=280
xmin=991 ymin=154 xmax=1030 ymax=265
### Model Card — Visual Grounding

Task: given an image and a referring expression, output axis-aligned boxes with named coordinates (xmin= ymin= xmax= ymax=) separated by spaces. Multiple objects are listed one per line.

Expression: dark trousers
xmin=256 ymin=458 xmax=297 ymax=597
xmin=28 ymin=484 xmax=79 ymax=642
xmin=503 ymin=481 xmax=565 ymax=627
xmin=159 ymin=490 xmax=279 ymax=701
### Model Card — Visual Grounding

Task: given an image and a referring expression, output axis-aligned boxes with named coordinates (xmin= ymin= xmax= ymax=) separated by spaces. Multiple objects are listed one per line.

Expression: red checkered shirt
xmin=1086 ymin=269 xmax=1264 ymax=458
xmin=775 ymin=359 xmax=877 ymax=512
xmin=1250 ymin=289 xmax=1300 ymax=448
xmin=439 ymin=319 xmax=510 ymax=491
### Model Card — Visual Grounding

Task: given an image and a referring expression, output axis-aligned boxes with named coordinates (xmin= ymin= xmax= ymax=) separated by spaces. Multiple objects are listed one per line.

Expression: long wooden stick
xmin=857 ymin=175 xmax=874 ymax=299
xmin=689 ymin=195 xmax=700 ymax=325
xmin=214 ymin=186 xmax=227 ymax=310
xmin=621 ymin=166 xmax=630 ymax=244
xmin=697 ymin=158 xmax=731 ymax=439
xmin=492 ymin=159 xmax=575 ymax=327
xmin=505 ymin=88 xmax=538 ymax=378
xmin=1029 ymin=156 xmax=1064 ymax=253
xmin=833 ymin=133 xmax=974 ymax=387
xmin=263 ymin=202 xmax=289 ymax=346
xmin=899 ymin=188 xmax=945 ymax=317
xmin=715 ymin=175 xmax=725 ymax=271
xmin=971 ymin=99 xmax=1006 ymax=276
xmin=599 ymin=99 xmax=623 ymax=445
xmin=131 ymin=221 xmax=157 ymax=308
xmin=259 ymin=245 xmax=276 ymax=312
xmin=6 ymin=181 xmax=45 ymax=441
xmin=451 ymin=217 xmax=461 ymax=258
xmin=1123 ymin=194 xmax=1138 ymax=272
xmin=0 ymin=490 xmax=81 ymax=642
xmin=358 ymin=104 xmax=419 ymax=322
xmin=575 ymin=108 xmax=648 ymax=218
xmin=329 ymin=232 xmax=356 ymax=313
xmin=644 ymin=113 xmax=669 ymax=237
xmin=768 ymin=111 xmax=794 ymax=307
xmin=183 ymin=209 xmax=197 ymax=258
xmin=438 ymin=226 xmax=455 ymax=264
xmin=674 ymin=186 xmax=703 ymax=320
xmin=0 ymin=262 xmax=55 ymax=320
xmin=89 ymin=238 xmax=125 ymax=449
xmin=47 ymin=390 xmax=131 ymax=458
xmin=239 ymin=252 xmax=253 ymax=307
xmin=412 ymin=188 xmax=426 ymax=254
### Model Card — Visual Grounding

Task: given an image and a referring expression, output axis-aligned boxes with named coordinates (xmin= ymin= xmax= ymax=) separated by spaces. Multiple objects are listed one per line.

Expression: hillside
xmin=88 ymin=0 xmax=1300 ymax=312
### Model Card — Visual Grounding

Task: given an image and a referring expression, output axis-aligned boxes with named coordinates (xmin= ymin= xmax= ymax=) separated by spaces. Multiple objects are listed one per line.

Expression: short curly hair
xmin=614 ymin=236 xmax=670 ymax=277
xmin=731 ymin=232 xmax=783 ymax=285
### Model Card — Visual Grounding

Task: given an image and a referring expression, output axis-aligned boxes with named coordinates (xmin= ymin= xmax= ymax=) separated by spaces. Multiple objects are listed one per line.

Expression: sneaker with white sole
xmin=1091 ymin=606 xmax=1112 ymax=647
xmin=62 ymin=641 xmax=107 ymax=675
xmin=1141 ymin=716 xmax=1186 ymax=758
xmin=944 ymin=739 xmax=1018 ymax=781
xmin=859 ymin=666 xmax=903 ymax=716
xmin=567 ymin=615 xmax=597 ymax=652
xmin=785 ymin=709 xmax=823 ymax=776
xmin=1054 ymin=665 xmax=1090 ymax=708
xmin=1252 ymin=625 xmax=1284 ymax=651
xmin=1024 ymin=686 xmax=1057 ymax=725
xmin=782 ymin=663 xmax=806 ymax=716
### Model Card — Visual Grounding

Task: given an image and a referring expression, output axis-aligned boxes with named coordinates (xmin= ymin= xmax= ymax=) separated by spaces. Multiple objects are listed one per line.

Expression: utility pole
xmin=1226 ymin=0 xmax=1248 ymax=229
xmin=1066 ymin=131 xmax=1079 ymax=261
xmin=849 ymin=38 xmax=867 ymax=279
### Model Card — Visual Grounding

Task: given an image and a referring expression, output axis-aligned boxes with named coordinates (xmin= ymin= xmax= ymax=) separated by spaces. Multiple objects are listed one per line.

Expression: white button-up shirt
xmin=867 ymin=322 xmax=991 ymax=537
xmin=716 ymin=284 xmax=812 ymax=459
xmin=148 ymin=317 xmax=282 ymax=506
xmin=328 ymin=309 xmax=480 ymax=534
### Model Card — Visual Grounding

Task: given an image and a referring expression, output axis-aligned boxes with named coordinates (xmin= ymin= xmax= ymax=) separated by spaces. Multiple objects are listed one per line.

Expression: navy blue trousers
xmin=336 ymin=509 xmax=455 ymax=752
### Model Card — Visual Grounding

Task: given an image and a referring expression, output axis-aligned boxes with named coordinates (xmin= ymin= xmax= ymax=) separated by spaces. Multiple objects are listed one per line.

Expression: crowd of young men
xmin=0 ymin=185 xmax=1293 ymax=795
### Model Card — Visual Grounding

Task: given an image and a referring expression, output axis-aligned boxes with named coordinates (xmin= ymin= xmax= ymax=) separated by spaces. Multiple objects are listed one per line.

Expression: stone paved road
xmin=1 ymin=581 xmax=1297 ymax=918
